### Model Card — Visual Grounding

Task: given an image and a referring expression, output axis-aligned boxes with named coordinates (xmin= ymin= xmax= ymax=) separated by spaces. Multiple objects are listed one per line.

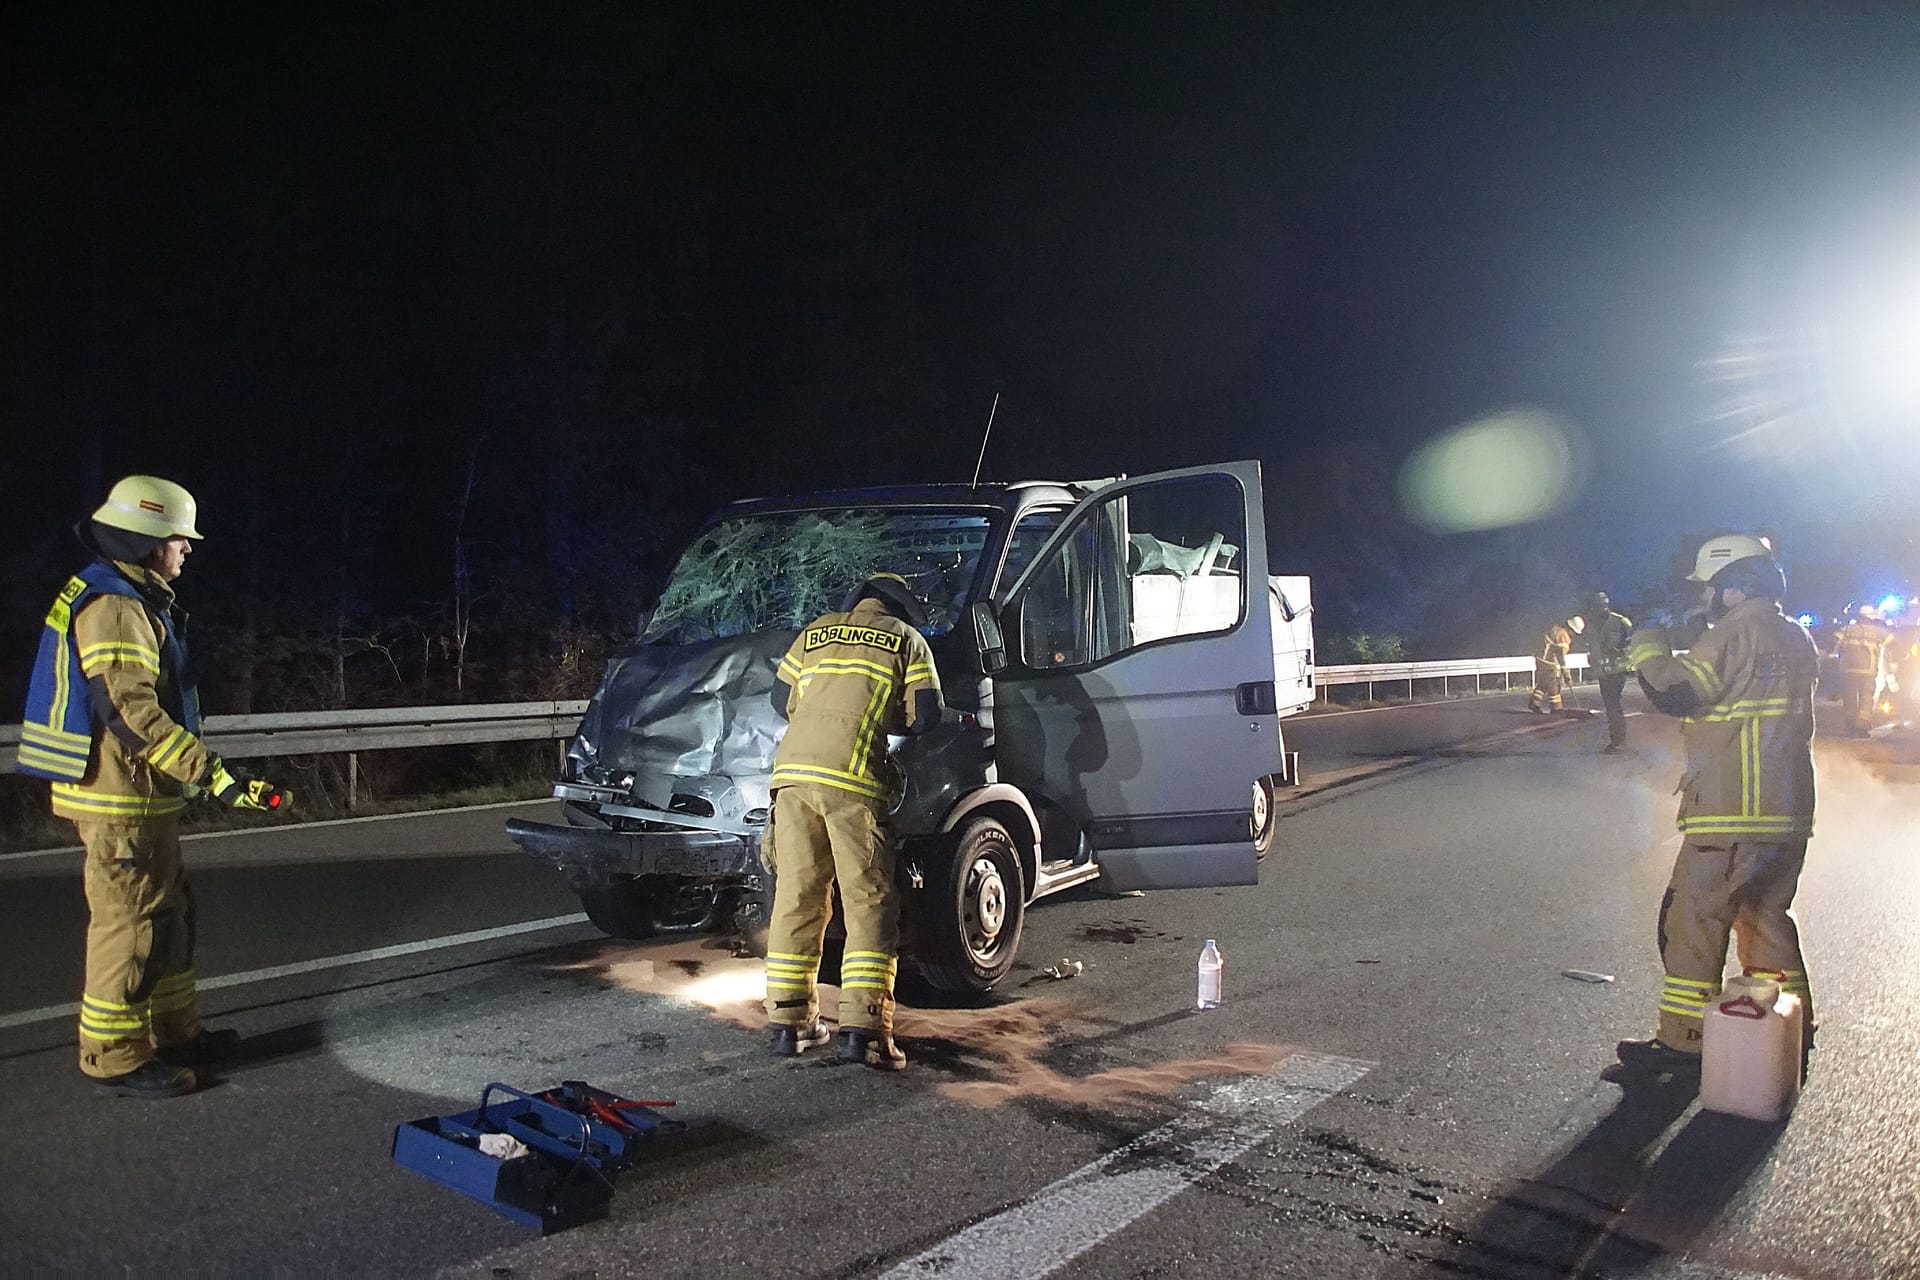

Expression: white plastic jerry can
xmin=1700 ymin=973 xmax=1803 ymax=1122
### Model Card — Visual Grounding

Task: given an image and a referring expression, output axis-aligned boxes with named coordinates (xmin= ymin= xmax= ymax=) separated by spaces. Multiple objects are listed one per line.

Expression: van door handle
xmin=1235 ymin=681 xmax=1278 ymax=715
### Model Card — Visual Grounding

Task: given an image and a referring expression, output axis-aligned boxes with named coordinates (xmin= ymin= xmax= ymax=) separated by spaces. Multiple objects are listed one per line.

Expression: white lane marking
xmin=1305 ymin=698 xmax=1518 ymax=719
xmin=881 ymin=1051 xmax=1372 ymax=1280
xmin=0 ymin=913 xmax=589 ymax=1031
xmin=0 ymin=796 xmax=557 ymax=862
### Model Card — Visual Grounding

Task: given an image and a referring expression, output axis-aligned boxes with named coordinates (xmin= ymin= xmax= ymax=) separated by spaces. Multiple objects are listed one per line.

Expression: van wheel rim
xmin=1251 ymin=780 xmax=1271 ymax=836
xmin=963 ymin=856 xmax=1008 ymax=961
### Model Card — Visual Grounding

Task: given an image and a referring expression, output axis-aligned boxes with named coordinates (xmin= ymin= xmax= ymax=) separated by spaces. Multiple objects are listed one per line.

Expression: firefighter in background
xmin=1616 ymin=534 xmax=1818 ymax=1075
xmin=1586 ymin=592 xmax=1634 ymax=753
xmin=1527 ymin=614 xmax=1585 ymax=713
xmin=1832 ymin=604 xmax=1892 ymax=737
xmin=763 ymin=572 xmax=943 ymax=1070
xmin=18 ymin=477 xmax=291 ymax=1098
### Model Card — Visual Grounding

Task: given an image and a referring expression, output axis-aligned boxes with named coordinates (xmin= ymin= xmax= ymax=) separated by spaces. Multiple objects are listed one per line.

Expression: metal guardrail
xmin=1316 ymin=653 xmax=1588 ymax=701
xmin=0 ymin=651 xmax=1590 ymax=773
xmin=0 ymin=700 xmax=590 ymax=774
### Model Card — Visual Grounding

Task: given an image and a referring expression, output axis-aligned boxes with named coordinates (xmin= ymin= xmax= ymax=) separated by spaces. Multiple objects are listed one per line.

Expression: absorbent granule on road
xmin=543 ymin=940 xmax=1288 ymax=1106
xmin=545 ymin=939 xmax=771 ymax=1031
xmin=898 ymin=998 xmax=1290 ymax=1110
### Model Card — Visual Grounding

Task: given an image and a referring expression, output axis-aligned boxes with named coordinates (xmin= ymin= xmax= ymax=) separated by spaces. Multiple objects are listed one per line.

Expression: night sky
xmin=7 ymin=3 xmax=1920 ymax=707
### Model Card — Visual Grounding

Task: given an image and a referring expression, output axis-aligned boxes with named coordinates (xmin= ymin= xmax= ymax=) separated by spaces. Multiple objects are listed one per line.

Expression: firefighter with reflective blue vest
xmin=1616 ymin=534 xmax=1818 ymax=1076
xmin=19 ymin=477 xmax=290 ymax=1098
xmin=763 ymin=572 xmax=942 ymax=1070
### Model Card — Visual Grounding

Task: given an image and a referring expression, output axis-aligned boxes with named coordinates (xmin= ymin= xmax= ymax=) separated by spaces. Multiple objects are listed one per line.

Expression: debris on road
xmin=1042 ymin=958 xmax=1084 ymax=980
xmin=1561 ymin=969 xmax=1616 ymax=983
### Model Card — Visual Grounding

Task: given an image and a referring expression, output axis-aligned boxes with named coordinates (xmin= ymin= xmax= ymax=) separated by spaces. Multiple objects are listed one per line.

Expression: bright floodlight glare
xmin=1879 ymin=594 xmax=1905 ymax=616
xmin=1396 ymin=409 xmax=1582 ymax=533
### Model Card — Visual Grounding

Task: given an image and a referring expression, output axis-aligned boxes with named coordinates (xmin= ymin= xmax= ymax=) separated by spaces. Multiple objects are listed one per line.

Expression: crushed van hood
xmin=568 ymin=631 xmax=796 ymax=796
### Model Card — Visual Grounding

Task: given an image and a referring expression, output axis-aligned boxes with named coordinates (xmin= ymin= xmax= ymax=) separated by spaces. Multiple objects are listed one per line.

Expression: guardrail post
xmin=348 ymin=752 xmax=358 ymax=812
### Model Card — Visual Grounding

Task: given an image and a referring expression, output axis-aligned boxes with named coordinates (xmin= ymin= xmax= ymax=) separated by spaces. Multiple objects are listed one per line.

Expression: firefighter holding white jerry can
xmin=763 ymin=573 xmax=943 ymax=1070
xmin=1616 ymin=534 xmax=1818 ymax=1076
xmin=18 ymin=477 xmax=292 ymax=1098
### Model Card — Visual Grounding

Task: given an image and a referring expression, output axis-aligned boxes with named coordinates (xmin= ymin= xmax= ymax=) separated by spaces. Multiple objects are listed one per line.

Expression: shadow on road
xmin=1438 ymin=1071 xmax=1784 ymax=1276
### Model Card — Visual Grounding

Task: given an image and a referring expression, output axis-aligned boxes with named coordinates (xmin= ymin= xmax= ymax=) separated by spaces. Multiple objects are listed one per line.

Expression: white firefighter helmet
xmin=92 ymin=475 xmax=203 ymax=540
xmin=1686 ymin=533 xmax=1772 ymax=582
xmin=1856 ymin=604 xmax=1881 ymax=622
xmin=1567 ymin=616 xmax=1586 ymax=634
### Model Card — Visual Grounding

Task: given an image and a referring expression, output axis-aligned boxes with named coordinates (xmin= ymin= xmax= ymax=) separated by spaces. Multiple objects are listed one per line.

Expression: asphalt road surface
xmin=3 ymin=690 xmax=1916 ymax=1279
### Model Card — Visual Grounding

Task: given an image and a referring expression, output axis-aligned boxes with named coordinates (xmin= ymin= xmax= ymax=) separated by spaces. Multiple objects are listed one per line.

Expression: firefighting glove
xmin=204 ymin=758 xmax=293 ymax=813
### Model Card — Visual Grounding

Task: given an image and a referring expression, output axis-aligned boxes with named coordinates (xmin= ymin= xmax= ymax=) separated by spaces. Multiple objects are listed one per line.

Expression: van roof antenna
xmin=970 ymin=392 xmax=1001 ymax=489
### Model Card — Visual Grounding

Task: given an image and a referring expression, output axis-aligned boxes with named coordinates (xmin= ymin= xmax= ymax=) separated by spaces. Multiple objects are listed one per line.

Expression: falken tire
xmin=578 ymin=876 xmax=660 ymax=940
xmin=910 ymin=817 xmax=1026 ymax=995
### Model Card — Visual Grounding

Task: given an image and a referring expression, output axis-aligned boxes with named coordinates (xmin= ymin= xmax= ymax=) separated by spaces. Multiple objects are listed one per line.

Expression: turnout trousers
xmin=1841 ymin=671 xmax=1878 ymax=733
xmin=73 ymin=817 xmax=205 ymax=1078
xmin=1597 ymin=673 xmax=1628 ymax=747
xmin=763 ymin=783 xmax=900 ymax=1034
xmin=1655 ymin=838 xmax=1814 ymax=1052
xmin=1528 ymin=661 xmax=1563 ymax=712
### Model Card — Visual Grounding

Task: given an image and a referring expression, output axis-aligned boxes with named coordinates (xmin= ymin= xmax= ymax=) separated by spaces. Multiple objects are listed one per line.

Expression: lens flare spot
xmin=1397 ymin=410 xmax=1583 ymax=533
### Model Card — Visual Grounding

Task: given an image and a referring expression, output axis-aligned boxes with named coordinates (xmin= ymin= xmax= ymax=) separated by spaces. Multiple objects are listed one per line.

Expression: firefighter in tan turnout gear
xmin=1527 ymin=614 xmax=1584 ymax=713
xmin=18 ymin=477 xmax=291 ymax=1098
xmin=1832 ymin=604 xmax=1892 ymax=737
xmin=763 ymin=573 xmax=943 ymax=1070
xmin=1616 ymin=534 xmax=1818 ymax=1076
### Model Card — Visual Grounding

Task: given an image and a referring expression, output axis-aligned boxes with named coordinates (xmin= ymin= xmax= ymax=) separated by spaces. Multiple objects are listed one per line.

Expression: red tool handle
xmin=1718 ymin=994 xmax=1768 ymax=1019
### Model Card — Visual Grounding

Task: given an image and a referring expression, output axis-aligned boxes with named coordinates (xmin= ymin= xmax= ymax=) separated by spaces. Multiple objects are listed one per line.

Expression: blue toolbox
xmin=391 ymin=1081 xmax=681 ymax=1233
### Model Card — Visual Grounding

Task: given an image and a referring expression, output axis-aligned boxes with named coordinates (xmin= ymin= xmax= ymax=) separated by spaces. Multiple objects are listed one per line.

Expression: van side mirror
xmin=969 ymin=601 xmax=1007 ymax=675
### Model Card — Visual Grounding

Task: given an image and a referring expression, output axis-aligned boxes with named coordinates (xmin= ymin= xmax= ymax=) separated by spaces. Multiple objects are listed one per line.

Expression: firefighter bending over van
xmin=18 ymin=477 xmax=291 ymax=1099
xmin=1616 ymin=533 xmax=1818 ymax=1076
xmin=1527 ymin=614 xmax=1584 ymax=713
xmin=763 ymin=572 xmax=942 ymax=1070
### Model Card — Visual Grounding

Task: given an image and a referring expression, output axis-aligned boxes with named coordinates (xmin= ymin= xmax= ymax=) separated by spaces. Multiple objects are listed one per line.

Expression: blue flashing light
xmin=1879 ymin=594 xmax=1906 ymax=617
xmin=1796 ymin=612 xmax=1819 ymax=628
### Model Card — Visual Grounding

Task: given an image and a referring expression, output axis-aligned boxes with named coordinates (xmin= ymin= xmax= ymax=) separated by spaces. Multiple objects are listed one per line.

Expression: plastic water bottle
xmin=1197 ymin=940 xmax=1223 ymax=1009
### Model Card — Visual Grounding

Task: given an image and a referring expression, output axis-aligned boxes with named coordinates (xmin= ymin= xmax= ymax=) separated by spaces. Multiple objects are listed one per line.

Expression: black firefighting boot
xmin=157 ymin=1027 xmax=243 ymax=1068
xmin=1614 ymin=1037 xmax=1701 ymax=1075
xmin=91 ymin=1060 xmax=198 ymax=1099
xmin=838 ymin=1027 xmax=907 ymax=1071
xmin=769 ymin=1018 xmax=832 ymax=1058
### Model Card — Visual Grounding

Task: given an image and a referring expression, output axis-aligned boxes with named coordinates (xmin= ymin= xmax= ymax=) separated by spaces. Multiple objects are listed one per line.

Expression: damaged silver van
xmin=506 ymin=460 xmax=1314 ymax=993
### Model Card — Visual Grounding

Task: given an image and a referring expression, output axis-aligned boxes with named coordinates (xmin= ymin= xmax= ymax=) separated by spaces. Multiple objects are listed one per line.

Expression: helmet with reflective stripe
xmin=1686 ymin=533 xmax=1772 ymax=583
xmin=843 ymin=571 xmax=927 ymax=630
xmin=92 ymin=476 xmax=203 ymax=540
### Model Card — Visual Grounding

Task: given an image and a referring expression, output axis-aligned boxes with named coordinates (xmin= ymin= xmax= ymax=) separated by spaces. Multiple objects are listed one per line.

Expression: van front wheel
xmin=911 ymin=817 xmax=1026 ymax=995
xmin=578 ymin=876 xmax=660 ymax=940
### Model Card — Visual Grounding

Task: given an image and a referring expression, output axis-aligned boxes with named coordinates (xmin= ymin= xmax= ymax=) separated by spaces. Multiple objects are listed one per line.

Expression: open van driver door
xmin=984 ymin=461 xmax=1285 ymax=891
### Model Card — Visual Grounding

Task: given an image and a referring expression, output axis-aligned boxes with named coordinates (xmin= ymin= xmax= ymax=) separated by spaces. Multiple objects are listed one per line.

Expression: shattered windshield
xmin=643 ymin=507 xmax=997 ymax=643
